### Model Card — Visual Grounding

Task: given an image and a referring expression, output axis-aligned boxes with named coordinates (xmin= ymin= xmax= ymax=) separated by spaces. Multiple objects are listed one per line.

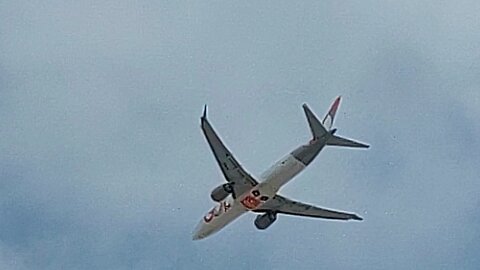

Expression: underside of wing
xmin=201 ymin=106 xmax=258 ymax=195
xmin=256 ymin=195 xmax=363 ymax=221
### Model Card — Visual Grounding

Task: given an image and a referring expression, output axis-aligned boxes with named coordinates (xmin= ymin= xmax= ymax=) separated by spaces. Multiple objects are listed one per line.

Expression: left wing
xmin=256 ymin=195 xmax=363 ymax=221
xmin=201 ymin=106 xmax=258 ymax=196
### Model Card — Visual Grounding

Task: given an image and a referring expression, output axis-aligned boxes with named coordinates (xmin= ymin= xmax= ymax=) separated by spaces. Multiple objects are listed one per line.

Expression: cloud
xmin=0 ymin=1 xmax=479 ymax=269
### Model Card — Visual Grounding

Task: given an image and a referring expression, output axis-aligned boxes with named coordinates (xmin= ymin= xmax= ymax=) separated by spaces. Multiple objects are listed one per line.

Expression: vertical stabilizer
xmin=322 ymin=96 xmax=341 ymax=130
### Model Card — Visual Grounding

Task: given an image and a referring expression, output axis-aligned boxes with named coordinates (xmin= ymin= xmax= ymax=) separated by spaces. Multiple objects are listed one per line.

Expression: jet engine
xmin=210 ymin=183 xmax=233 ymax=202
xmin=254 ymin=212 xmax=277 ymax=230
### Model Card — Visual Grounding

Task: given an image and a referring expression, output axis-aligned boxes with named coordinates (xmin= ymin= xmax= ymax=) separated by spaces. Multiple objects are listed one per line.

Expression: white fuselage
xmin=192 ymin=153 xmax=307 ymax=240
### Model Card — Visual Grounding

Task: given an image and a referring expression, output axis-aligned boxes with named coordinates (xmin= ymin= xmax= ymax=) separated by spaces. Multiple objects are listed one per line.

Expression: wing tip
xmin=351 ymin=214 xmax=363 ymax=221
xmin=202 ymin=105 xmax=207 ymax=119
xmin=302 ymin=103 xmax=313 ymax=118
xmin=359 ymin=143 xmax=370 ymax=149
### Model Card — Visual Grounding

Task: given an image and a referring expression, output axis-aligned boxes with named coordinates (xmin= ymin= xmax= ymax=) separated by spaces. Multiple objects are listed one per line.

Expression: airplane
xmin=193 ymin=97 xmax=369 ymax=240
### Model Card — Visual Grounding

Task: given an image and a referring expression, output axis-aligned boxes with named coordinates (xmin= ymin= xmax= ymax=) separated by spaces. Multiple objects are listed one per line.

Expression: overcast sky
xmin=1 ymin=1 xmax=480 ymax=269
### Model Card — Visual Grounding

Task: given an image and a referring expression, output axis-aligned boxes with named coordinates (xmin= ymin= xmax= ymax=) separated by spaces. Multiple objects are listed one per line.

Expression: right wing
xmin=201 ymin=106 xmax=258 ymax=196
xmin=256 ymin=195 xmax=363 ymax=221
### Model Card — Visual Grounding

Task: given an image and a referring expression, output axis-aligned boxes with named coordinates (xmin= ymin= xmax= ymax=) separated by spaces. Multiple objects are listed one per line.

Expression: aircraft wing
xmin=256 ymin=195 xmax=363 ymax=221
xmin=201 ymin=106 xmax=258 ymax=196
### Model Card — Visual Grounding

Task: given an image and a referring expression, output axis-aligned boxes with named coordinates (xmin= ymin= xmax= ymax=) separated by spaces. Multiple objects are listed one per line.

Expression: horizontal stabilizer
xmin=327 ymin=135 xmax=369 ymax=148
xmin=302 ymin=104 xmax=328 ymax=139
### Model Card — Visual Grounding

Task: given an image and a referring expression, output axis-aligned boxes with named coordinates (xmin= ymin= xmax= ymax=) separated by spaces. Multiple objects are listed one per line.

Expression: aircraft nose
xmin=192 ymin=220 xmax=207 ymax=240
xmin=192 ymin=231 xmax=204 ymax=240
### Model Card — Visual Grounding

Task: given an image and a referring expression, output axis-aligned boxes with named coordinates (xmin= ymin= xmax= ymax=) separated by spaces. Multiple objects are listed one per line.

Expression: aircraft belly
xmin=261 ymin=154 xmax=306 ymax=191
xmin=207 ymin=206 xmax=245 ymax=232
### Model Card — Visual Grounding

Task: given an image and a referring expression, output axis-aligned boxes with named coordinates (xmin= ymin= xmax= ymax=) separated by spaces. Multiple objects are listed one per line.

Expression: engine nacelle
xmin=254 ymin=212 xmax=277 ymax=230
xmin=210 ymin=183 xmax=233 ymax=202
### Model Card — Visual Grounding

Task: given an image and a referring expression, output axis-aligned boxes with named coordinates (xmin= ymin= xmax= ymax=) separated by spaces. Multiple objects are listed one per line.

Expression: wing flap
xmin=257 ymin=195 xmax=362 ymax=221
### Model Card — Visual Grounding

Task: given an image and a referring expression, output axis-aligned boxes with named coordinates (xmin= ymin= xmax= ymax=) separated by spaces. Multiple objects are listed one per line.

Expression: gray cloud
xmin=1 ymin=1 xmax=479 ymax=269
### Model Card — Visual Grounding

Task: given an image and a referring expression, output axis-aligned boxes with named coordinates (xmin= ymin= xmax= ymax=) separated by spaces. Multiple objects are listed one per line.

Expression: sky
xmin=1 ymin=1 xmax=480 ymax=269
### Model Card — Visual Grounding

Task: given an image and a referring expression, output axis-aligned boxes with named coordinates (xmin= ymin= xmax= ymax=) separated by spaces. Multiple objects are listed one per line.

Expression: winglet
xmin=202 ymin=105 xmax=207 ymax=119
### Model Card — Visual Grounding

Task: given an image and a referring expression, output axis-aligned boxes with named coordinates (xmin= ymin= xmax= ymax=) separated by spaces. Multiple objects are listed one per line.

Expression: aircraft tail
xmin=302 ymin=96 xmax=342 ymax=139
xmin=302 ymin=97 xmax=369 ymax=148
xmin=322 ymin=96 xmax=341 ymax=130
